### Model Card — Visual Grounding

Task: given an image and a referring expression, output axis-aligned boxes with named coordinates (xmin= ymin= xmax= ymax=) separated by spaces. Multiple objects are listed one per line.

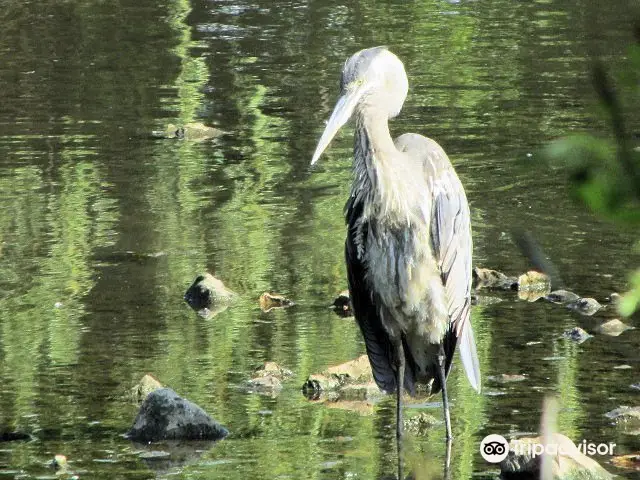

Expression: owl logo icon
xmin=480 ymin=434 xmax=509 ymax=463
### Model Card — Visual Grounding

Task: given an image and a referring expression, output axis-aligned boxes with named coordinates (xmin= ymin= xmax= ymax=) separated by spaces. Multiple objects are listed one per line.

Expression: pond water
xmin=0 ymin=0 xmax=639 ymax=479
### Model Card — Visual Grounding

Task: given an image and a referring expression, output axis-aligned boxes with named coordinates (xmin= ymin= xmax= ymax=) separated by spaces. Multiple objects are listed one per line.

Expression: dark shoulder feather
xmin=345 ymin=196 xmax=397 ymax=393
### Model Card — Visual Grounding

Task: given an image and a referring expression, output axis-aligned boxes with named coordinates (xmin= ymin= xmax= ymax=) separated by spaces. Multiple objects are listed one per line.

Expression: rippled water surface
xmin=1 ymin=1 xmax=639 ymax=479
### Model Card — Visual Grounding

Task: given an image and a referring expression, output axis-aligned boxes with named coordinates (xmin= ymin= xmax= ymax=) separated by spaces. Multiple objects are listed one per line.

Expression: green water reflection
xmin=0 ymin=0 xmax=638 ymax=479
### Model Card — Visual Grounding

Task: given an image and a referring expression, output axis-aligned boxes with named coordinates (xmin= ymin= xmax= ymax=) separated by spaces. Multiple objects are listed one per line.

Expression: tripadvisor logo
xmin=480 ymin=434 xmax=617 ymax=464
xmin=480 ymin=434 xmax=509 ymax=463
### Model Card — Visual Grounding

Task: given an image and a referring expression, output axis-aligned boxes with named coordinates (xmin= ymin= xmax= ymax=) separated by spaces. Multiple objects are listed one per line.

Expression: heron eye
xmin=346 ymin=78 xmax=364 ymax=91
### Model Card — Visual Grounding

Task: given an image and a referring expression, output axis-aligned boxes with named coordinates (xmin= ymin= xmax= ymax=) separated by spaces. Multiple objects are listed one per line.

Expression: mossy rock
xmin=152 ymin=122 xmax=224 ymax=141
xmin=259 ymin=292 xmax=294 ymax=312
xmin=184 ymin=273 xmax=236 ymax=312
xmin=130 ymin=374 xmax=163 ymax=403
xmin=472 ymin=267 xmax=517 ymax=290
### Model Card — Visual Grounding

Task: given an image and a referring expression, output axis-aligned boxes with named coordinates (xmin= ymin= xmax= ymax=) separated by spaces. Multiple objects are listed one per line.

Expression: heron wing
xmin=395 ymin=133 xmax=480 ymax=392
xmin=345 ymin=197 xmax=398 ymax=393
xmin=430 ymin=168 xmax=481 ymax=393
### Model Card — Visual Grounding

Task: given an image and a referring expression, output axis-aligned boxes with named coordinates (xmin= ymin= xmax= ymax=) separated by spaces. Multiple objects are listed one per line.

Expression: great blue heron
xmin=311 ymin=47 xmax=481 ymax=474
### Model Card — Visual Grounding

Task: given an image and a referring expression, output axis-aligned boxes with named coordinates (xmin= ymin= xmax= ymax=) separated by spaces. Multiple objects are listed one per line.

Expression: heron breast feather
xmin=363 ymin=223 xmax=448 ymax=342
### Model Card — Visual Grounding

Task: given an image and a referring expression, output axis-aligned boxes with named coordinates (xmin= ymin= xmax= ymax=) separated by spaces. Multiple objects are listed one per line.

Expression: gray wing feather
xmin=394 ymin=133 xmax=481 ymax=392
xmin=431 ymin=170 xmax=481 ymax=393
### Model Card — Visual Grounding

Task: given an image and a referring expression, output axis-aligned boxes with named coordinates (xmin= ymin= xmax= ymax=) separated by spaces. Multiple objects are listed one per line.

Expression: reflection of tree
xmin=0 ymin=155 xmax=117 ymax=430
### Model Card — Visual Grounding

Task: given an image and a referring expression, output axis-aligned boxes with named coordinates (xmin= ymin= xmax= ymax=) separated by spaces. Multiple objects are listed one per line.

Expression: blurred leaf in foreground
xmin=545 ymin=30 xmax=640 ymax=316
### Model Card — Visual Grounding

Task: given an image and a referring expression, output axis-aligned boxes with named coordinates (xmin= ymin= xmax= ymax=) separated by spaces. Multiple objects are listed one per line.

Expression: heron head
xmin=311 ymin=47 xmax=408 ymax=165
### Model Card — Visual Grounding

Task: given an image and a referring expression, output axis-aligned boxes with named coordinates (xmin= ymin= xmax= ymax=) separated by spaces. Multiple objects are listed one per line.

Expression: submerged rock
xmin=139 ymin=450 xmax=171 ymax=460
xmin=565 ymin=298 xmax=602 ymax=316
xmin=595 ymin=319 xmax=634 ymax=336
xmin=303 ymin=355 xmax=375 ymax=400
xmin=472 ymin=267 xmax=517 ymax=290
xmin=152 ymin=122 xmax=224 ymax=141
xmin=562 ymin=327 xmax=592 ymax=344
xmin=184 ymin=273 xmax=235 ymax=312
xmin=135 ymin=440 xmax=218 ymax=472
xmin=245 ymin=362 xmax=293 ymax=396
xmin=246 ymin=375 xmax=283 ymax=395
xmin=500 ymin=434 xmax=613 ymax=479
xmin=332 ymin=290 xmax=353 ymax=317
xmin=604 ymin=406 xmax=640 ymax=423
xmin=404 ymin=413 xmax=441 ymax=435
xmin=127 ymin=388 xmax=228 ymax=442
xmin=471 ymin=294 xmax=503 ymax=306
xmin=611 ymin=453 xmax=640 ymax=471
xmin=487 ymin=373 xmax=527 ymax=384
xmin=255 ymin=361 xmax=293 ymax=379
xmin=545 ymin=290 xmax=580 ymax=305
xmin=606 ymin=292 xmax=621 ymax=305
xmin=129 ymin=374 xmax=163 ymax=403
xmin=259 ymin=292 xmax=294 ymax=312
xmin=604 ymin=407 xmax=640 ymax=435
xmin=0 ymin=431 xmax=31 ymax=442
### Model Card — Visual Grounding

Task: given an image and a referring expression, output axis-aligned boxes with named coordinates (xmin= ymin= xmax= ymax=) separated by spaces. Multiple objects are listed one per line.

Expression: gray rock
xmin=604 ymin=406 xmax=640 ymax=435
xmin=127 ymin=388 xmax=228 ymax=442
xmin=565 ymin=298 xmax=602 ymax=316
xmin=595 ymin=319 xmax=634 ymax=336
xmin=562 ymin=327 xmax=592 ymax=344
xmin=545 ymin=290 xmax=580 ymax=304
xmin=184 ymin=273 xmax=235 ymax=311
xmin=604 ymin=406 xmax=640 ymax=423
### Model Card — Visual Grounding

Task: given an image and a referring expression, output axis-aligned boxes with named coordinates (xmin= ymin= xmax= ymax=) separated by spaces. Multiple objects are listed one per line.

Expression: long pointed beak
xmin=311 ymin=86 xmax=364 ymax=165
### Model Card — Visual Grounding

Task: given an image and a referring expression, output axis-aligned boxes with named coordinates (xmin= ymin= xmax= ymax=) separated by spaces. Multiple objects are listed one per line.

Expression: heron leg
xmin=437 ymin=344 xmax=453 ymax=442
xmin=444 ymin=431 xmax=452 ymax=479
xmin=396 ymin=341 xmax=405 ymax=480
xmin=437 ymin=344 xmax=452 ymax=474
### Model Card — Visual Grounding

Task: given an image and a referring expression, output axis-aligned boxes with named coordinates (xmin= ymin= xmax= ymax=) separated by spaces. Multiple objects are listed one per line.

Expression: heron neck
xmin=354 ymin=107 xmax=397 ymax=161
xmin=352 ymin=107 xmax=401 ymax=207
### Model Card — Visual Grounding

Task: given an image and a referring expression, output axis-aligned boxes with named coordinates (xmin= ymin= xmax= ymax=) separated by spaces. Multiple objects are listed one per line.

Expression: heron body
xmin=347 ymin=131 xmax=472 ymax=394
xmin=311 ymin=47 xmax=480 ymax=474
